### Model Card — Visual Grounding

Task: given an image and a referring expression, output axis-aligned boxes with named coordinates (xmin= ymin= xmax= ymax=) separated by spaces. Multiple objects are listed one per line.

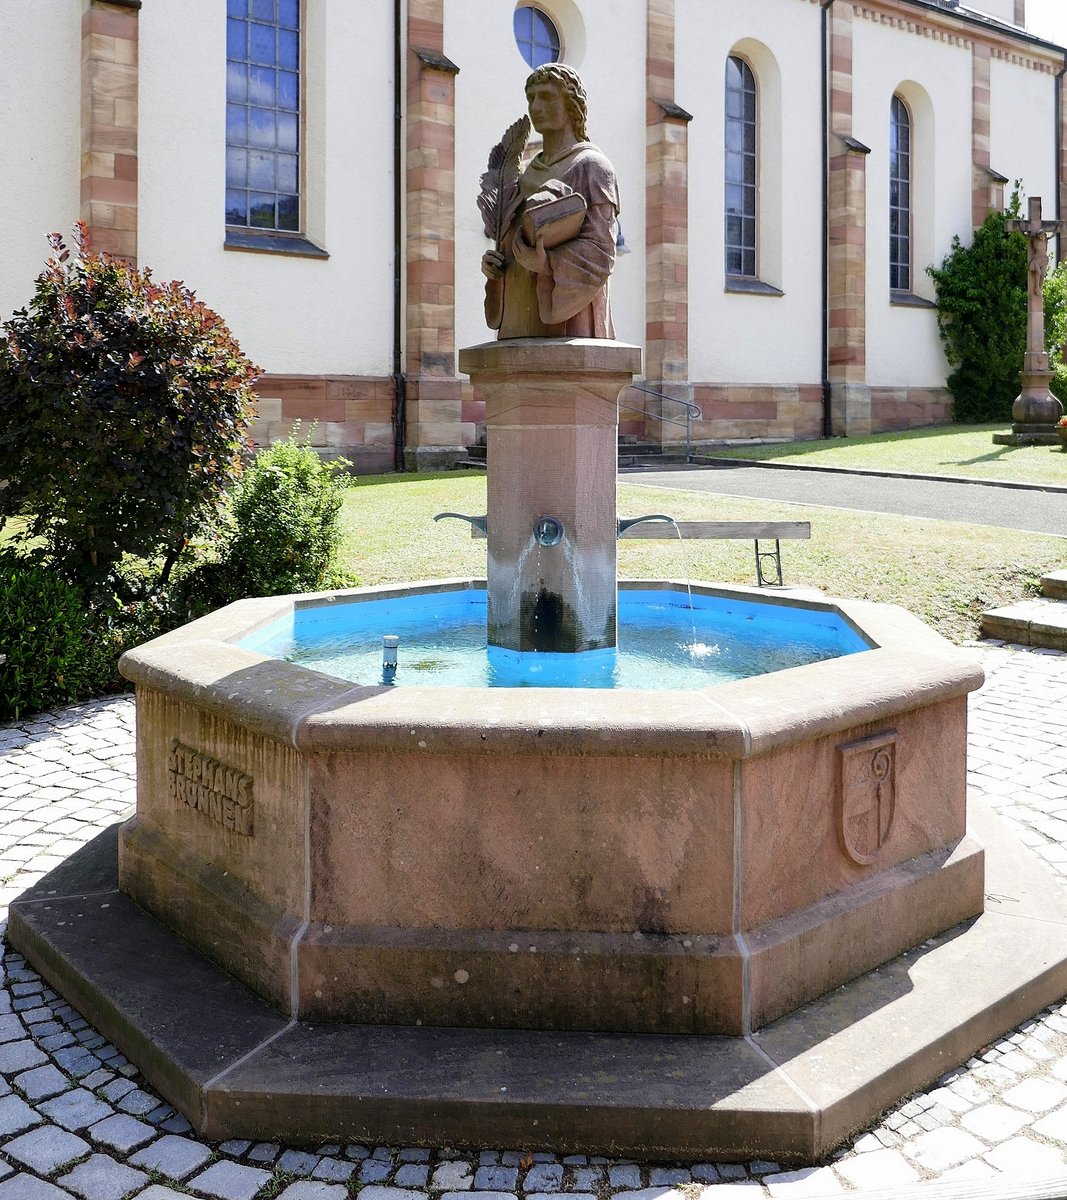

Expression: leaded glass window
xmin=226 ymin=0 xmax=300 ymax=232
xmin=890 ymin=95 xmax=911 ymax=292
xmin=514 ymin=6 xmax=561 ymax=69
xmin=725 ymin=56 xmax=757 ymax=278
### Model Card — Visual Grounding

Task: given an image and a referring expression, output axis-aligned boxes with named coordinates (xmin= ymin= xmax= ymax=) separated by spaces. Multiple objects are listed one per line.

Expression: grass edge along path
xmin=700 ymin=423 xmax=1067 ymax=488
xmin=340 ymin=472 xmax=1066 ymax=646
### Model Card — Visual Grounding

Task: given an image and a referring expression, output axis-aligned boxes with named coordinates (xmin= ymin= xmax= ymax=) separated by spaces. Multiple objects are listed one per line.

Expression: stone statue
xmin=478 ymin=64 xmax=619 ymax=339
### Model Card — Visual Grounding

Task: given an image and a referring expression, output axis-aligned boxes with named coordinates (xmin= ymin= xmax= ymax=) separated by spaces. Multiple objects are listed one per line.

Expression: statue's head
xmin=525 ymin=64 xmax=588 ymax=142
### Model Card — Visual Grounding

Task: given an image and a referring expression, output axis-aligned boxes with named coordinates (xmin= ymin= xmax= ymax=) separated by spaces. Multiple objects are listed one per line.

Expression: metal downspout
xmin=392 ymin=0 xmax=407 ymax=471
xmin=1057 ymin=57 xmax=1066 ymax=266
xmin=820 ymin=0 xmax=835 ymax=438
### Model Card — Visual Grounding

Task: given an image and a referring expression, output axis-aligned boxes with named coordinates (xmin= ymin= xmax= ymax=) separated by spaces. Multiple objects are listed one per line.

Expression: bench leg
xmin=754 ymin=539 xmax=784 ymax=587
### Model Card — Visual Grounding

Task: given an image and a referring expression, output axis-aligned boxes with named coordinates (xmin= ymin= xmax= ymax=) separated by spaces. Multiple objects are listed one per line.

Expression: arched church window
xmin=890 ymin=95 xmax=912 ymax=291
xmin=225 ymin=0 xmax=300 ymax=232
xmin=514 ymin=7 xmax=561 ymax=68
xmin=725 ymin=56 xmax=757 ymax=279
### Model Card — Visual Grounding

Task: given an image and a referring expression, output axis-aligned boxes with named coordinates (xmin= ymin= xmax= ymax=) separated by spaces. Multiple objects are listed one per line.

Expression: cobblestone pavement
xmin=2 ymin=642 xmax=1067 ymax=1198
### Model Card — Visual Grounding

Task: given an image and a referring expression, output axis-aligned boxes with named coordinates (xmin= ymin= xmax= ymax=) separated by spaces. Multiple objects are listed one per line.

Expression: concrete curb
xmin=685 ymin=456 xmax=1067 ymax=495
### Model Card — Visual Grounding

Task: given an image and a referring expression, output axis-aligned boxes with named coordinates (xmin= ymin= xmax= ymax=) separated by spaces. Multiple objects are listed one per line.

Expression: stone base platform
xmin=10 ymin=796 xmax=1067 ymax=1164
xmin=991 ymin=423 xmax=1062 ymax=446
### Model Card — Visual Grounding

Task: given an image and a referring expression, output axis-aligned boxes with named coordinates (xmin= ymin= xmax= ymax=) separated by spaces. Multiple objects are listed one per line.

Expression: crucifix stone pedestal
xmin=992 ymin=195 xmax=1066 ymax=446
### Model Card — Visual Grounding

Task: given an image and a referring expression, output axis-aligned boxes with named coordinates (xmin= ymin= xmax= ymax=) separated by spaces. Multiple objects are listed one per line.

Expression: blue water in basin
xmin=239 ymin=587 xmax=872 ymax=690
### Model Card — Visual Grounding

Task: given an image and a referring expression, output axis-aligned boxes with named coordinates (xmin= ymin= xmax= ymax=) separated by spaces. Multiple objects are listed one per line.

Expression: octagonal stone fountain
xmin=116 ymin=337 xmax=991 ymax=1046
xmin=12 ymin=336 xmax=1067 ymax=1163
xmin=11 ymin=69 xmax=1067 ymax=1161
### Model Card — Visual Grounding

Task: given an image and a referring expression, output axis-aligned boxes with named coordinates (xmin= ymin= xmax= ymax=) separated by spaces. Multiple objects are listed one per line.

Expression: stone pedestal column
xmin=458 ymin=339 xmax=641 ymax=654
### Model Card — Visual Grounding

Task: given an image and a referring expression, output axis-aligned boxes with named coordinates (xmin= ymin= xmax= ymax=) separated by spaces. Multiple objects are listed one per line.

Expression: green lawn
xmin=704 ymin=423 xmax=1067 ymax=486
xmin=338 ymin=472 xmax=1066 ymax=645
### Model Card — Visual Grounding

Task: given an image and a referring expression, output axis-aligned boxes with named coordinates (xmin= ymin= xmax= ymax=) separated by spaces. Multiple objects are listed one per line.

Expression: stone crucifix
xmin=1003 ymin=195 xmax=1066 ymax=437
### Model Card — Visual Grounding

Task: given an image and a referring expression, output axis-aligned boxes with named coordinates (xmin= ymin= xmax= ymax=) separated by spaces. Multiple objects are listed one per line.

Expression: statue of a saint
xmin=479 ymin=64 xmax=619 ymax=339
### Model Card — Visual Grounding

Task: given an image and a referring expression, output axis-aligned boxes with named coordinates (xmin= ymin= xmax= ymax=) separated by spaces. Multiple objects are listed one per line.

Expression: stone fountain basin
xmin=116 ymin=578 xmax=984 ymax=1038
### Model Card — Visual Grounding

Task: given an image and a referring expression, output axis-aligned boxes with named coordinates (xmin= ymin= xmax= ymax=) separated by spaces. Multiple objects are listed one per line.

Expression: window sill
xmin=725 ymin=277 xmax=784 ymax=297
xmin=890 ymin=291 xmax=936 ymax=309
xmin=224 ymin=230 xmax=329 ymax=259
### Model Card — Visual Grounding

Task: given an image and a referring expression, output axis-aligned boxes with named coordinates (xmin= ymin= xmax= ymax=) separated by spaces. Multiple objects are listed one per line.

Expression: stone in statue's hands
xmin=481 ymin=249 xmax=506 ymax=280
xmin=510 ymin=227 xmax=550 ymax=275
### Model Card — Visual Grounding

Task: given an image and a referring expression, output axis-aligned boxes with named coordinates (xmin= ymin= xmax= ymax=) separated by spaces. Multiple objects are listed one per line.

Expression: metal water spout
xmin=433 ymin=512 xmax=488 ymax=535
xmin=534 ymin=516 xmax=563 ymax=547
xmin=617 ymin=514 xmax=675 ymax=537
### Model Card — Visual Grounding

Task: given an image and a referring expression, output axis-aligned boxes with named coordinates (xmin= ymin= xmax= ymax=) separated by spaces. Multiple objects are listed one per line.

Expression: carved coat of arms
xmin=837 ymin=732 xmax=896 ymax=865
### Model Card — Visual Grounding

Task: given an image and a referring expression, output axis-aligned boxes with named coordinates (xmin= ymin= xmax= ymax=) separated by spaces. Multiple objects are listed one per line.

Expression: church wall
xmin=449 ymin=5 xmax=525 ymax=361
xmin=1 ymin=0 xmax=1064 ymax=462
xmin=1 ymin=0 xmax=82 ymax=324
xmin=138 ymin=0 xmax=395 ymax=382
xmin=851 ymin=14 xmax=969 ymax=391
xmin=679 ymin=0 xmax=824 ymax=390
xmin=988 ymin=55 xmax=1058 ymax=212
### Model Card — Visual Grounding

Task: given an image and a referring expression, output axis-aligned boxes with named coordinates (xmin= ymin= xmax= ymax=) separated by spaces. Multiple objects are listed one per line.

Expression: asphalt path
xmin=622 ymin=461 xmax=1067 ymax=538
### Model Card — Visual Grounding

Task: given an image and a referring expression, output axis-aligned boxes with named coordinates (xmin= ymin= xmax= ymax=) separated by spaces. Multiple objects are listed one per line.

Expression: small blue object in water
xmin=238 ymin=587 xmax=872 ymax=690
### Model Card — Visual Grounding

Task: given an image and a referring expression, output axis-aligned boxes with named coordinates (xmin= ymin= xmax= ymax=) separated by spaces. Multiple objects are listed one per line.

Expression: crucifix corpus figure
xmin=1003 ymin=195 xmax=1066 ymax=436
xmin=477 ymin=64 xmax=619 ymax=339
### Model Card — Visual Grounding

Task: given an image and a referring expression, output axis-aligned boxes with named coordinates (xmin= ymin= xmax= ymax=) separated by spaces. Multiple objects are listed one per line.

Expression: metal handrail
xmin=619 ymin=384 xmax=702 ymax=463
xmin=627 ymin=383 xmax=702 ymax=419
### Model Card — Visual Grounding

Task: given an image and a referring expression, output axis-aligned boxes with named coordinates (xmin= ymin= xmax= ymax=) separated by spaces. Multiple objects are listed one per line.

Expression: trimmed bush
xmin=1045 ymin=262 xmax=1067 ymax=406
xmin=0 ymin=552 xmax=112 ymax=722
xmin=929 ymin=189 xmax=1067 ymax=422
xmin=928 ymin=199 xmax=1027 ymax=423
xmin=0 ymin=224 xmax=258 ymax=595
xmin=181 ymin=430 xmax=353 ymax=612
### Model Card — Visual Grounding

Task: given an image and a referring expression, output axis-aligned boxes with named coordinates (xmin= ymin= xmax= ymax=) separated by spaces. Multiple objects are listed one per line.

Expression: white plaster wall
xmin=852 ymin=18 xmax=973 ymax=388
xmin=447 ymin=0 xmax=647 ymax=359
xmin=989 ymin=56 xmax=1058 ymax=216
xmin=678 ymin=0 xmax=824 ymax=387
xmin=6 ymin=1 xmax=1058 ymax=400
xmin=138 ymin=0 xmax=395 ymax=377
xmin=0 ymin=0 xmax=82 ymax=324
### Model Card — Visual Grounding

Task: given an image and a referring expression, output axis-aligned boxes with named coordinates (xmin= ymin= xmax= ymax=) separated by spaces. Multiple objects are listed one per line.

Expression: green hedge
xmin=928 ymin=206 xmax=1027 ymax=423
xmin=0 ymin=553 xmax=113 ymax=722
xmin=929 ymin=189 xmax=1067 ymax=422
xmin=179 ymin=430 xmax=354 ymax=614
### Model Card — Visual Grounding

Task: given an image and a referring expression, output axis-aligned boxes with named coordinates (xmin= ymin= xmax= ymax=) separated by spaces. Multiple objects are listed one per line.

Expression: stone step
xmin=619 ymin=453 xmax=693 ymax=470
xmin=981 ymin=596 xmax=1067 ymax=651
xmin=1041 ymin=570 xmax=1067 ymax=600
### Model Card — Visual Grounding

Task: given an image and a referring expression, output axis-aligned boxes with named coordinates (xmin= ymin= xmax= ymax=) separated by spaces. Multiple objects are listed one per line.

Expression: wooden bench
xmin=455 ymin=517 xmax=811 ymax=587
xmin=618 ymin=519 xmax=811 ymax=587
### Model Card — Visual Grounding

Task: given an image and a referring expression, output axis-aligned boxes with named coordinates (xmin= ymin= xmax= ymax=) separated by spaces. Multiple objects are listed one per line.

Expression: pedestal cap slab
xmin=459 ymin=337 xmax=642 ymax=377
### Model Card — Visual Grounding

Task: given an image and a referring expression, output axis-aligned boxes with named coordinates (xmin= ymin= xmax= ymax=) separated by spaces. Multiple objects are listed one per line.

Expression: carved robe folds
xmin=486 ymin=142 xmax=619 ymax=339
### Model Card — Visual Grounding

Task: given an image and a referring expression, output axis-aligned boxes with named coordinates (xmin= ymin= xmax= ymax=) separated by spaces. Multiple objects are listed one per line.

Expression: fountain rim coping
xmin=119 ymin=579 xmax=984 ymax=759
